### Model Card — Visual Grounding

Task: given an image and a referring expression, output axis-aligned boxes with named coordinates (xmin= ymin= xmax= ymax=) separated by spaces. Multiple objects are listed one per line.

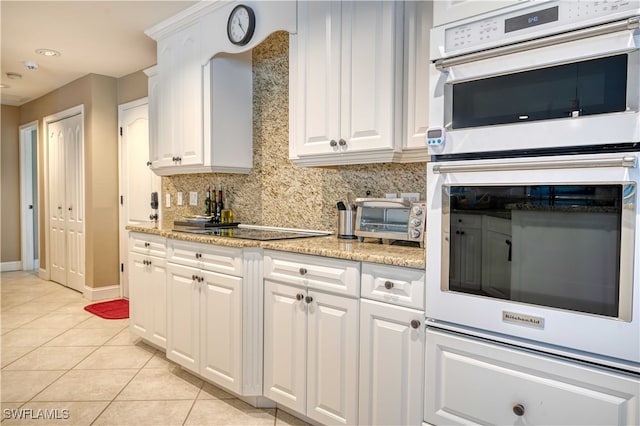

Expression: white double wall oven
xmin=427 ymin=0 xmax=640 ymax=373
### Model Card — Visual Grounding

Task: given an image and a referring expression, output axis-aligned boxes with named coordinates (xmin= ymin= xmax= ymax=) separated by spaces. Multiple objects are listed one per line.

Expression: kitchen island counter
xmin=127 ymin=225 xmax=425 ymax=269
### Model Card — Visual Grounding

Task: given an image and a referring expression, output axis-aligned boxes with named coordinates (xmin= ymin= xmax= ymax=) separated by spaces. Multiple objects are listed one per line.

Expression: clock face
xmin=227 ymin=5 xmax=255 ymax=46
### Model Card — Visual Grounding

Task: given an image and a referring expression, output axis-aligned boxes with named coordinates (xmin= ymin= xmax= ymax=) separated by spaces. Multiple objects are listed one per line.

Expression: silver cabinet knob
xmin=305 ymin=296 xmax=313 ymax=304
xmin=296 ymin=293 xmax=304 ymax=301
xmin=384 ymin=280 xmax=394 ymax=290
xmin=144 ymin=242 xmax=150 ymax=248
xmin=410 ymin=319 xmax=421 ymax=329
xmin=192 ymin=274 xmax=197 ymax=281
xmin=299 ymin=267 xmax=307 ymax=276
xmin=329 ymin=139 xmax=338 ymax=147
xmin=338 ymin=138 xmax=346 ymax=146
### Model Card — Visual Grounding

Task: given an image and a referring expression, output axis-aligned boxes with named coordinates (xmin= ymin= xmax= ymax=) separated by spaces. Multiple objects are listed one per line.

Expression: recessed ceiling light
xmin=6 ymin=72 xmax=22 ymax=80
xmin=35 ymin=48 xmax=60 ymax=57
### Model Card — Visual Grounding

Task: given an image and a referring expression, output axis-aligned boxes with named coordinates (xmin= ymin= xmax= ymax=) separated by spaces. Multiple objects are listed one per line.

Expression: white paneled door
xmin=119 ymin=98 xmax=160 ymax=298
xmin=47 ymin=113 xmax=84 ymax=292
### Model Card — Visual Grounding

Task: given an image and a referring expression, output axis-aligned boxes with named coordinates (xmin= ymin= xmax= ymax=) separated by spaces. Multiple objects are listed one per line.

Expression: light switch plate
xmin=165 ymin=193 xmax=171 ymax=208
xmin=177 ymin=192 xmax=183 ymax=206
xmin=189 ymin=192 xmax=198 ymax=206
xmin=401 ymin=192 xmax=421 ymax=201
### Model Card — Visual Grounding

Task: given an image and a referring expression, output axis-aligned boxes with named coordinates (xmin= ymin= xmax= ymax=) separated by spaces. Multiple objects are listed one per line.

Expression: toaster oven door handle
xmin=435 ymin=16 xmax=640 ymax=71
xmin=432 ymin=156 xmax=637 ymax=174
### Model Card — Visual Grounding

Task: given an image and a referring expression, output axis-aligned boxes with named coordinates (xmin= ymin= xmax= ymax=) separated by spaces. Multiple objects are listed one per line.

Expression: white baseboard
xmin=1 ymin=261 xmax=22 ymax=272
xmin=84 ymin=285 xmax=121 ymax=301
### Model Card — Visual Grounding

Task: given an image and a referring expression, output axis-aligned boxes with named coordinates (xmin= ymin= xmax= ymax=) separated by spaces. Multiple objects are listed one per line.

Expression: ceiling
xmin=0 ymin=0 xmax=198 ymax=106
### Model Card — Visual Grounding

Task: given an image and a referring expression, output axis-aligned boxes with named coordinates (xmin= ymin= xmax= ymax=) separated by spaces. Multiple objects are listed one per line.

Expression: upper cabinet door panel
xmin=341 ymin=1 xmax=400 ymax=152
xmin=291 ymin=1 xmax=342 ymax=156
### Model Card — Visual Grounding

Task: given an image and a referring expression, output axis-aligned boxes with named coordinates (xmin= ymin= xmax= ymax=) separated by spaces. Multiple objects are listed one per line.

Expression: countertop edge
xmin=126 ymin=226 xmax=426 ymax=269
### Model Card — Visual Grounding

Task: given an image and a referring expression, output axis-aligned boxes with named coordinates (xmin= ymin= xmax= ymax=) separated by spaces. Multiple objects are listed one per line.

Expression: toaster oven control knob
xmin=411 ymin=218 xmax=422 ymax=227
xmin=412 ymin=205 xmax=424 ymax=216
xmin=410 ymin=229 xmax=422 ymax=239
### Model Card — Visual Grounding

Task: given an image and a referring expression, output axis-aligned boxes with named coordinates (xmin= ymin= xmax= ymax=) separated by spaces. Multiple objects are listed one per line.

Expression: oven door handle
xmin=436 ymin=16 xmax=640 ymax=71
xmin=432 ymin=156 xmax=637 ymax=174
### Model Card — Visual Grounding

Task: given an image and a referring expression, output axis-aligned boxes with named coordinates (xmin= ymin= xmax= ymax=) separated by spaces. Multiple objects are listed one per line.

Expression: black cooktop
xmin=175 ymin=226 xmax=330 ymax=241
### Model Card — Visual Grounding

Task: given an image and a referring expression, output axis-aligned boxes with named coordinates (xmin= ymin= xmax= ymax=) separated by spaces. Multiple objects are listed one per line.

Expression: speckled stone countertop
xmin=127 ymin=225 xmax=425 ymax=269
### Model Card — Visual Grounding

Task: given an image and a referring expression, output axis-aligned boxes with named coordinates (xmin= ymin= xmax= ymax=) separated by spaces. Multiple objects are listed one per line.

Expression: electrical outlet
xmin=177 ymin=192 xmax=183 ymax=206
xmin=401 ymin=192 xmax=421 ymax=201
xmin=189 ymin=192 xmax=198 ymax=206
xmin=165 ymin=193 xmax=171 ymax=208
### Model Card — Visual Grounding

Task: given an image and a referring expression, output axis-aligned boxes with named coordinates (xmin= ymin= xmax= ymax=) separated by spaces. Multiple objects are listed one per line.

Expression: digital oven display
xmin=505 ymin=6 xmax=559 ymax=33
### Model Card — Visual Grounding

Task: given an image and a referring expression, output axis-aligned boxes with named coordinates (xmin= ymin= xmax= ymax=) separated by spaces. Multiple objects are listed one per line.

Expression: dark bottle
xmin=216 ymin=186 xmax=224 ymax=221
xmin=211 ymin=186 xmax=218 ymax=222
xmin=205 ymin=187 xmax=212 ymax=216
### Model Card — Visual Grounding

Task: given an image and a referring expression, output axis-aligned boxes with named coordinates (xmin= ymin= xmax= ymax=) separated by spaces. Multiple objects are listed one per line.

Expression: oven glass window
xmin=451 ymin=54 xmax=628 ymax=129
xmin=444 ymin=184 xmax=634 ymax=318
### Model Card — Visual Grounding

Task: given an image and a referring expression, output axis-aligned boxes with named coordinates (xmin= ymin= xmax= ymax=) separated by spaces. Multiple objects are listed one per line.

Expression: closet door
xmin=64 ymin=114 xmax=84 ymax=292
xmin=48 ymin=120 xmax=67 ymax=285
xmin=47 ymin=113 xmax=84 ymax=292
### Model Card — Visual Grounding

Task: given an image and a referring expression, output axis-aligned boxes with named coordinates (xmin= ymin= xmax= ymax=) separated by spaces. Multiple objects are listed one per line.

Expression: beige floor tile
xmin=32 ymin=369 xmax=138 ymax=402
xmin=3 ymin=300 xmax=76 ymax=314
xmin=1 ymin=346 xmax=36 ymax=368
xmin=92 ymin=400 xmax=193 ymax=426
xmin=142 ymin=352 xmax=174 ymax=370
xmin=54 ymin=301 xmax=93 ymax=314
xmin=20 ymin=313 xmax=91 ymax=330
xmin=73 ymin=345 xmax=154 ymax=370
xmin=103 ymin=327 xmax=142 ymax=346
xmin=2 ymin=401 xmax=109 ymax=425
xmin=43 ymin=328 xmax=121 ymax=347
xmin=1 ymin=328 xmax=65 ymax=347
xmin=184 ymin=399 xmax=276 ymax=426
xmin=1 ymin=370 xmax=67 ymax=402
xmin=0 ymin=312 xmax=46 ymax=329
xmin=275 ymin=408 xmax=311 ymax=426
xmin=72 ymin=316 xmax=128 ymax=329
xmin=116 ymin=368 xmax=203 ymax=401
xmin=4 ymin=346 xmax=97 ymax=371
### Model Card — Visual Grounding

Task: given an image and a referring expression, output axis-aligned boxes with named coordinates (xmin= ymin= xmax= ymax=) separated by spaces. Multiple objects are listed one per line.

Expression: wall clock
xmin=227 ymin=4 xmax=256 ymax=46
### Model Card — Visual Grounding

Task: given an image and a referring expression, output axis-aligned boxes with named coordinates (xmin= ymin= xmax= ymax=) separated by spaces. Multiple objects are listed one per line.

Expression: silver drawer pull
xmin=299 ymin=267 xmax=308 ymax=276
xmin=296 ymin=293 xmax=304 ymax=301
xmin=384 ymin=281 xmax=394 ymax=290
xmin=512 ymin=403 xmax=525 ymax=417
xmin=410 ymin=319 xmax=421 ymax=329
xmin=144 ymin=242 xmax=150 ymax=248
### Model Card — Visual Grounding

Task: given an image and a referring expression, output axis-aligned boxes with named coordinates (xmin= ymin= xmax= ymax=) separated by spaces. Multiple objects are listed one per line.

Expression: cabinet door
xmin=425 ymin=329 xmax=640 ymax=425
xmin=148 ymin=257 xmax=167 ymax=349
xmin=166 ymin=262 xmax=200 ymax=372
xmin=129 ymin=252 xmax=152 ymax=340
xmin=263 ymin=281 xmax=307 ymax=413
xmin=359 ymin=300 xmax=424 ymax=426
xmin=155 ymin=21 xmax=203 ymax=169
xmin=306 ymin=290 xmax=359 ymax=426
xmin=450 ymin=214 xmax=482 ymax=290
xmin=200 ymin=270 xmax=243 ymax=394
xmin=290 ymin=0 xmax=341 ymax=157
xmin=340 ymin=1 xmax=400 ymax=153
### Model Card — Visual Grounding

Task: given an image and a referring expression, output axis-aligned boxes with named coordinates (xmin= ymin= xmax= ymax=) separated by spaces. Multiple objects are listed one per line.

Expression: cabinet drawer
xmin=425 ymin=329 xmax=640 ymax=426
xmin=451 ymin=214 xmax=482 ymax=228
xmin=361 ymin=263 xmax=425 ymax=310
xmin=264 ymin=251 xmax=360 ymax=297
xmin=129 ymin=232 xmax=166 ymax=257
xmin=168 ymin=240 xmax=243 ymax=277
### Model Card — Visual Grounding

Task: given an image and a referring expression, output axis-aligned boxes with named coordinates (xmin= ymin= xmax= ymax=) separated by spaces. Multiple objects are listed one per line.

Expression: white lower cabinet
xmin=425 ymin=328 xmax=640 ymax=425
xmin=166 ymin=241 xmax=244 ymax=395
xmin=128 ymin=233 xmax=167 ymax=349
xmin=359 ymin=299 xmax=425 ymax=426
xmin=263 ymin=251 xmax=360 ymax=425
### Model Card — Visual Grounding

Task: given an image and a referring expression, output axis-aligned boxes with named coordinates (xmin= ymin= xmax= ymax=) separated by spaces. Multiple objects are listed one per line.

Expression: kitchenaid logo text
xmin=3 ymin=409 xmax=70 ymax=421
xmin=502 ymin=311 xmax=545 ymax=329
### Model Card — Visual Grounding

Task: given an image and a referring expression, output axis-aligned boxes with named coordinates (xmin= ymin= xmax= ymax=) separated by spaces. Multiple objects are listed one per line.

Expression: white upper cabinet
xmin=289 ymin=1 xmax=405 ymax=166
xmin=432 ymin=0 xmax=526 ymax=27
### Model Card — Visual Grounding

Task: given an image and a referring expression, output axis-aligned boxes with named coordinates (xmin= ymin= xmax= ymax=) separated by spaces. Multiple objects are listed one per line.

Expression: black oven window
xmin=446 ymin=184 xmax=628 ymax=318
xmin=451 ymin=54 xmax=628 ymax=129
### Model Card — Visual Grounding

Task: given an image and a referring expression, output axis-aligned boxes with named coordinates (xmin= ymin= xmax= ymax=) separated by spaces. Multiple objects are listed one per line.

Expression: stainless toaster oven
xmin=355 ymin=198 xmax=426 ymax=246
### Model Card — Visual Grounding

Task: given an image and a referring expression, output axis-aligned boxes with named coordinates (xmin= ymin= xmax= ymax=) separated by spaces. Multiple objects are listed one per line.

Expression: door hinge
xmin=121 ymin=263 xmax=124 ymax=273
xmin=120 ymin=195 xmax=123 ymax=205
xmin=119 ymin=127 xmax=123 ymax=136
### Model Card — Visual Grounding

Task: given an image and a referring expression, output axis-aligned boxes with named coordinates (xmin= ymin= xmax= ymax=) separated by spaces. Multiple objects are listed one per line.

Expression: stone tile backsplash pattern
xmin=163 ymin=31 xmax=426 ymax=232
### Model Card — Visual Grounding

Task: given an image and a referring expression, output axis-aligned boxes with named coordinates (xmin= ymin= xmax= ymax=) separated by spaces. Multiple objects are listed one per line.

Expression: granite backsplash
xmin=162 ymin=31 xmax=426 ymax=232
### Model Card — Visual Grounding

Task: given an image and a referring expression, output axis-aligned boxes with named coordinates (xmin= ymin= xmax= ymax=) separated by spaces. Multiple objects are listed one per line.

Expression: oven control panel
xmin=443 ymin=0 xmax=639 ymax=55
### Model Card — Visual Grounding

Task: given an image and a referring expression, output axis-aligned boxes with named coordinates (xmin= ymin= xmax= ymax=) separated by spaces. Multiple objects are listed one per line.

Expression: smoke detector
xmin=23 ymin=61 xmax=39 ymax=71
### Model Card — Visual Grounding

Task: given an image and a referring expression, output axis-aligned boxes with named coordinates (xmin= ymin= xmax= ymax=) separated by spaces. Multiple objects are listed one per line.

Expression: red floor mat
xmin=84 ymin=299 xmax=129 ymax=319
